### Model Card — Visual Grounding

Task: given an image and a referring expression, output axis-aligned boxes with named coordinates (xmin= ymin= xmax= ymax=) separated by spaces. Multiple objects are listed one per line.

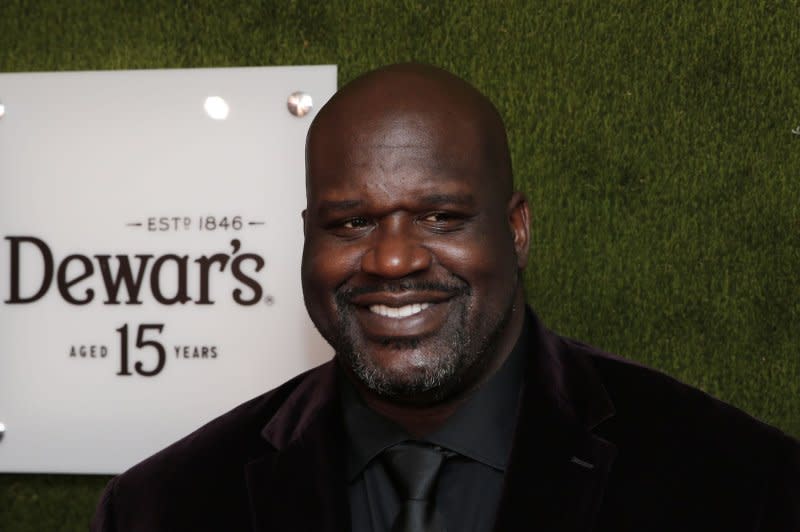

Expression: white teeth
xmin=369 ymin=303 xmax=431 ymax=318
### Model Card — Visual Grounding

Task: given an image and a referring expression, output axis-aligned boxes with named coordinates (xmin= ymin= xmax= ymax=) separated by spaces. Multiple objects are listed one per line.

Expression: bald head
xmin=301 ymin=63 xmax=530 ymax=406
xmin=306 ymin=63 xmax=513 ymax=199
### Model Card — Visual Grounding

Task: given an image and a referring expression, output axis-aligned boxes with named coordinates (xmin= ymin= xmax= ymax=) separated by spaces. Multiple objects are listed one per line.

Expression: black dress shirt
xmin=339 ymin=323 xmax=529 ymax=532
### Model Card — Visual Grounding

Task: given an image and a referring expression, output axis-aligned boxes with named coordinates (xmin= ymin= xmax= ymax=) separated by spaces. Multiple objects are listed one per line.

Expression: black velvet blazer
xmin=91 ymin=314 xmax=800 ymax=531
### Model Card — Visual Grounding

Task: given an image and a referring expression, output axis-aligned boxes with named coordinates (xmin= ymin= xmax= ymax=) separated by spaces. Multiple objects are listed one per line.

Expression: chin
xmin=338 ymin=335 xmax=474 ymax=402
xmin=329 ymin=283 xmax=518 ymax=403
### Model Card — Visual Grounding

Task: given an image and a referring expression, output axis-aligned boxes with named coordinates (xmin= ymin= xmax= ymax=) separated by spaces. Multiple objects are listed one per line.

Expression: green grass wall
xmin=1 ymin=1 xmax=798 ymax=530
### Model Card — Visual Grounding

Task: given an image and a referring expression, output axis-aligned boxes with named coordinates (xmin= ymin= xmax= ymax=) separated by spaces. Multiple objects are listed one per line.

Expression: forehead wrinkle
xmin=349 ymin=152 xmax=449 ymax=175
xmin=315 ymin=176 xmax=474 ymax=207
xmin=370 ymin=142 xmax=430 ymax=149
xmin=350 ymin=136 xmax=481 ymax=177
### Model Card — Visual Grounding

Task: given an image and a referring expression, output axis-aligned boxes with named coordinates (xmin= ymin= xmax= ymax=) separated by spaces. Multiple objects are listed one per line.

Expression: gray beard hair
xmin=333 ymin=293 xmax=513 ymax=403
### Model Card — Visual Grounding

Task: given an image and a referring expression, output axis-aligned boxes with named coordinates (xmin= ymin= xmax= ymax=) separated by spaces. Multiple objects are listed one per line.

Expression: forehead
xmin=307 ymin=111 xmax=493 ymax=204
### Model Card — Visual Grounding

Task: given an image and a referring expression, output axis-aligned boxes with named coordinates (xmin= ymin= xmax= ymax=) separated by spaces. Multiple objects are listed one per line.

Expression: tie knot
xmin=382 ymin=442 xmax=446 ymax=501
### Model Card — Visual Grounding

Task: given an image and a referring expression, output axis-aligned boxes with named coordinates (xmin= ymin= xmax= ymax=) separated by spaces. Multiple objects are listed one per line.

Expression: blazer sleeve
xmin=90 ymin=476 xmax=119 ymax=532
xmin=757 ymin=436 xmax=800 ymax=531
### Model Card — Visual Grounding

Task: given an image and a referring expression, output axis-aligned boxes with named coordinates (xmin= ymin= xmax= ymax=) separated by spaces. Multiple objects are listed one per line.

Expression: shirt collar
xmin=338 ymin=315 xmax=530 ymax=481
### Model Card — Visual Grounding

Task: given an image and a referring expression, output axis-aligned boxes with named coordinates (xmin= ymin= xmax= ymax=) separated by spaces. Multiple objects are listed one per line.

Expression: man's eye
xmin=342 ymin=217 xmax=370 ymax=229
xmin=422 ymin=212 xmax=457 ymax=223
xmin=419 ymin=212 xmax=468 ymax=232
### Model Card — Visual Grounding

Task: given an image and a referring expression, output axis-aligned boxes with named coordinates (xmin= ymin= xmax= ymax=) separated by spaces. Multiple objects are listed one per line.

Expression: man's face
xmin=302 ymin=110 xmax=528 ymax=403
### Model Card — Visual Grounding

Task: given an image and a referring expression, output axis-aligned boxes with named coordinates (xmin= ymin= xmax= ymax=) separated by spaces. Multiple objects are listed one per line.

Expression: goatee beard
xmin=331 ymin=279 xmax=512 ymax=404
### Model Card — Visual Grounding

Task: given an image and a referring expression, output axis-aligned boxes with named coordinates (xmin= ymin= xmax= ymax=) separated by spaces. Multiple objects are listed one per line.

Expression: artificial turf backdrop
xmin=1 ymin=0 xmax=798 ymax=529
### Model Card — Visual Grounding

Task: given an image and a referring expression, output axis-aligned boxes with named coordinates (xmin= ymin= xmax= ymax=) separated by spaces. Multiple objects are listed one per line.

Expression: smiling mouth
xmin=347 ymin=294 xmax=458 ymax=340
xmin=368 ymin=303 xmax=432 ymax=318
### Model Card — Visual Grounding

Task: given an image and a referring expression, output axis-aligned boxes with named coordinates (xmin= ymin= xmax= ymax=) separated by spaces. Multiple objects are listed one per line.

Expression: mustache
xmin=336 ymin=280 xmax=471 ymax=304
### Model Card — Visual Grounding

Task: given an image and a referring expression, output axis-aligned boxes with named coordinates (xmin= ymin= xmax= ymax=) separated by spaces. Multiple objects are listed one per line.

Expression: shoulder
xmin=91 ymin=361 xmax=334 ymax=531
xmin=559 ymin=335 xmax=798 ymax=461
xmin=555 ymin=335 xmax=800 ymax=529
xmin=564 ymin=336 xmax=796 ymax=458
xmin=124 ymin=363 xmax=321 ymax=477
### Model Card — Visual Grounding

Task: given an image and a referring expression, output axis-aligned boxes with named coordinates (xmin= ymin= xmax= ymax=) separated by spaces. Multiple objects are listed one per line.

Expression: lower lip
xmin=354 ymin=300 xmax=452 ymax=339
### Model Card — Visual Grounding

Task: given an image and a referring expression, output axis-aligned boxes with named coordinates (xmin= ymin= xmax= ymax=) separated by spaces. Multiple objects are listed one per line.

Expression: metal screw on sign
xmin=0 ymin=422 xmax=5 ymax=443
xmin=0 ymin=100 xmax=5 ymax=119
xmin=287 ymin=92 xmax=313 ymax=117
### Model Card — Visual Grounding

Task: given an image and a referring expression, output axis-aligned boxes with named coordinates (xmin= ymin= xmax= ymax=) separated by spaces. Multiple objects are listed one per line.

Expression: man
xmin=92 ymin=64 xmax=800 ymax=531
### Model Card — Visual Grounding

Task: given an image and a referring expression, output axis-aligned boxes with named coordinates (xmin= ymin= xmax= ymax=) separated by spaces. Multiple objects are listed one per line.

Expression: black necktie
xmin=382 ymin=442 xmax=448 ymax=532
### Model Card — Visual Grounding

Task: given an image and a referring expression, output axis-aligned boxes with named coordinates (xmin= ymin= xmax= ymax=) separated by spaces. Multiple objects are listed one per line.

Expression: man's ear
xmin=301 ymin=209 xmax=308 ymax=237
xmin=507 ymin=192 xmax=530 ymax=268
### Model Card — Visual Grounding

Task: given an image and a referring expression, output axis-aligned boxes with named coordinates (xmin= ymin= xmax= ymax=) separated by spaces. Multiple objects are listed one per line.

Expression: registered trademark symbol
xmin=264 ymin=295 xmax=274 ymax=305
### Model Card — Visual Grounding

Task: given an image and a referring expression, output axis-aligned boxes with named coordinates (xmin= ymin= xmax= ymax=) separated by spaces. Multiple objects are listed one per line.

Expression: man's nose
xmin=360 ymin=222 xmax=432 ymax=279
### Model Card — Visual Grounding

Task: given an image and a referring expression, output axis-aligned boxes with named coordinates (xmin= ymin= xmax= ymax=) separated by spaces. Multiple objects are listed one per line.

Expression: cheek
xmin=302 ymin=245 xmax=342 ymax=339
xmin=434 ymin=226 xmax=515 ymax=277
xmin=301 ymin=240 xmax=359 ymax=302
xmin=431 ymin=228 xmax=518 ymax=305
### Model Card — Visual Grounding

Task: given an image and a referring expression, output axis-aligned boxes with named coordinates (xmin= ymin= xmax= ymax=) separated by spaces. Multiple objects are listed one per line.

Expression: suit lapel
xmin=240 ymin=314 xmax=619 ymax=531
xmin=244 ymin=363 xmax=351 ymax=532
xmin=493 ymin=405 xmax=616 ymax=531
xmin=494 ymin=316 xmax=618 ymax=532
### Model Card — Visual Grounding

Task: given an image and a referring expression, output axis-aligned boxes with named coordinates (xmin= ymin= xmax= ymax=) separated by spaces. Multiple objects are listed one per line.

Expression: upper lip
xmin=348 ymin=291 xmax=455 ymax=307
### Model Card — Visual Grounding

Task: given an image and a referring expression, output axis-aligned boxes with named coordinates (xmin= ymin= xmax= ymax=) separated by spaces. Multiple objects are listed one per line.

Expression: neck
xmin=347 ymin=290 xmax=526 ymax=437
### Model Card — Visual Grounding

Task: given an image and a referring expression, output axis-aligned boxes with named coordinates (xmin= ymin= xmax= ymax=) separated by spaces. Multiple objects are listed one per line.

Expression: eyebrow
xmin=317 ymin=199 xmax=364 ymax=212
xmin=317 ymin=194 xmax=475 ymax=212
xmin=417 ymin=193 xmax=475 ymax=207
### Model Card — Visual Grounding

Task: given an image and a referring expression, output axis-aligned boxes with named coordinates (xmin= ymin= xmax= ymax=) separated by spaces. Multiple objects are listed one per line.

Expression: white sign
xmin=0 ymin=66 xmax=337 ymax=474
